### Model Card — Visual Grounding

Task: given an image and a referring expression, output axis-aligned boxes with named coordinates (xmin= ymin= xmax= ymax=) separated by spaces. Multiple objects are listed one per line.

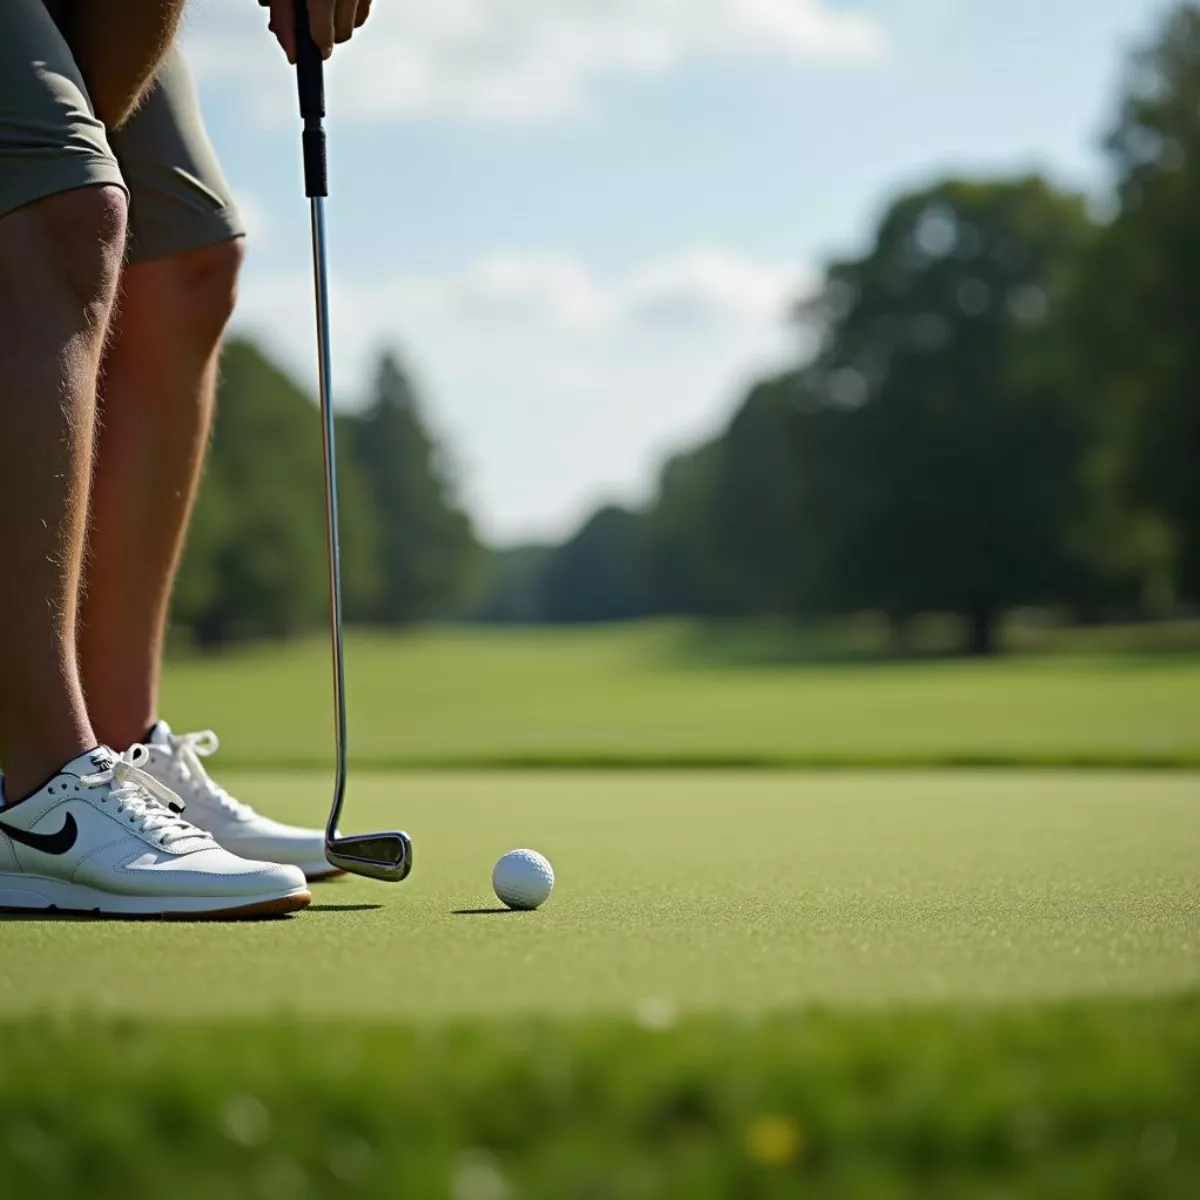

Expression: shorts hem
xmin=0 ymin=155 xmax=129 ymax=223
xmin=126 ymin=205 xmax=247 ymax=266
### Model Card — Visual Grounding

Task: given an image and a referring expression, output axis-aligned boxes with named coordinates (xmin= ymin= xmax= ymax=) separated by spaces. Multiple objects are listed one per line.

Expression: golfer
xmin=0 ymin=1 xmax=368 ymax=916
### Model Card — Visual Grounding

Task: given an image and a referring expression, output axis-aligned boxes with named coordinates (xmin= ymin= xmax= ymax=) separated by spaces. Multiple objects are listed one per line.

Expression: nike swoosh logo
xmin=0 ymin=812 xmax=78 ymax=856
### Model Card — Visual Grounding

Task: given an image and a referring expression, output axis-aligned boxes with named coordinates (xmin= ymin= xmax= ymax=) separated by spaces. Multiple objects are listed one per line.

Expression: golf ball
xmin=493 ymin=849 xmax=554 ymax=910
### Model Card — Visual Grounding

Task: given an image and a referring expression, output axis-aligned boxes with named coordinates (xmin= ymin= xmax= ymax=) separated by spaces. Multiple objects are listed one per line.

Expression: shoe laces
xmin=81 ymin=746 xmax=204 ymax=848
xmin=161 ymin=730 xmax=254 ymax=821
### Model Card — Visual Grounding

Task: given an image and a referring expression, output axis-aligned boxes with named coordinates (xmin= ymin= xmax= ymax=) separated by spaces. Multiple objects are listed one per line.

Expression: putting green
xmin=1 ymin=771 xmax=1196 ymax=1018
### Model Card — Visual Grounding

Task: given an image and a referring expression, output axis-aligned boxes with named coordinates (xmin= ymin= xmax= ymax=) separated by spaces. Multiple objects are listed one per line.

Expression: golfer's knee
xmin=32 ymin=186 xmax=128 ymax=324
xmin=166 ymin=237 xmax=245 ymax=342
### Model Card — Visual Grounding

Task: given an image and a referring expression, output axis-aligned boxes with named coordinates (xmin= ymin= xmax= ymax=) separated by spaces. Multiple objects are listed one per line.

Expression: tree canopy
xmin=173 ymin=341 xmax=478 ymax=646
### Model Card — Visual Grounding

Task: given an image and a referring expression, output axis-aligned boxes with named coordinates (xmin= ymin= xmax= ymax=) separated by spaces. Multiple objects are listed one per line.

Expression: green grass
xmin=10 ymin=625 xmax=1200 ymax=1194
xmin=3 ymin=996 xmax=1198 ymax=1199
xmin=3 ymin=767 xmax=1197 ymax=1194
xmin=160 ymin=624 xmax=1200 ymax=769
xmin=3 ymin=771 xmax=1196 ymax=1016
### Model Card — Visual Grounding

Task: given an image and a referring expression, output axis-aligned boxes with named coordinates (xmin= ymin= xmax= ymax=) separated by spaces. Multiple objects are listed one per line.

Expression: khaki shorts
xmin=0 ymin=0 xmax=243 ymax=264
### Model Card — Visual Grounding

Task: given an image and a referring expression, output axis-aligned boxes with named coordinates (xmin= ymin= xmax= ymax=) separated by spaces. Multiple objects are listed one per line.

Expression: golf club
xmin=289 ymin=0 xmax=412 ymax=882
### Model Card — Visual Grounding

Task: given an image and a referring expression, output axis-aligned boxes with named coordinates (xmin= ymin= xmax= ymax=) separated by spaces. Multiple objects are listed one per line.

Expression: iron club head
xmin=325 ymin=831 xmax=413 ymax=882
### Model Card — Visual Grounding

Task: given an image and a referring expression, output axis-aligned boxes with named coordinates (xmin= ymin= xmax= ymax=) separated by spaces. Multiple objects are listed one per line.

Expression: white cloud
xmin=340 ymin=249 xmax=806 ymax=331
xmin=231 ymin=248 xmax=811 ymax=540
xmin=186 ymin=0 xmax=886 ymax=124
xmin=621 ymin=250 xmax=805 ymax=326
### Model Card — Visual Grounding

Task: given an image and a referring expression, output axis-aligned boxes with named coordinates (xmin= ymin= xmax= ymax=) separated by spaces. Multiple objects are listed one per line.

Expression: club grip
xmin=293 ymin=0 xmax=328 ymax=197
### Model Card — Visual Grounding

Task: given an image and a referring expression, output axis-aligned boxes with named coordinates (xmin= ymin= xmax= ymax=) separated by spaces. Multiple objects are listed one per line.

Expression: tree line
xmin=478 ymin=3 xmax=1200 ymax=653
xmin=176 ymin=2 xmax=1200 ymax=654
xmin=174 ymin=343 xmax=479 ymax=645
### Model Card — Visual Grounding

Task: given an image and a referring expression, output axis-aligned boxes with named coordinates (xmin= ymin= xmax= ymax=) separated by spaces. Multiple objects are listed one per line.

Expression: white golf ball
xmin=492 ymin=849 xmax=554 ymax=910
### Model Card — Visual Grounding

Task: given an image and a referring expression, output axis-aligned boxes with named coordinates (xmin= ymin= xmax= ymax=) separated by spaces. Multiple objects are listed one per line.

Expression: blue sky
xmin=184 ymin=0 xmax=1169 ymax=544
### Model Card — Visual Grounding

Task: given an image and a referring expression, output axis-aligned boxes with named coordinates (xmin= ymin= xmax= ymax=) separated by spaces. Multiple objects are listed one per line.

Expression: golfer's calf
xmin=80 ymin=234 xmax=246 ymax=752
xmin=0 ymin=184 xmax=128 ymax=801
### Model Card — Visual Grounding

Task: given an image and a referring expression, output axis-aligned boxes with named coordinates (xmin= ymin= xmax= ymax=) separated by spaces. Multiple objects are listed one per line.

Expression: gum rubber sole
xmin=163 ymin=890 xmax=312 ymax=919
xmin=0 ymin=890 xmax=312 ymax=921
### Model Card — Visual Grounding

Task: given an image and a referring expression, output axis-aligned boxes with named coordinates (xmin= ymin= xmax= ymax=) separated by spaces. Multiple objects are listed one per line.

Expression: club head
xmin=326 ymin=831 xmax=413 ymax=882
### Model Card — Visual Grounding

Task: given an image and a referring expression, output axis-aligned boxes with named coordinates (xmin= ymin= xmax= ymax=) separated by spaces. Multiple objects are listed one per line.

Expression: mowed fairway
xmin=2 ymin=771 xmax=1197 ymax=1017
xmin=158 ymin=625 xmax=1200 ymax=768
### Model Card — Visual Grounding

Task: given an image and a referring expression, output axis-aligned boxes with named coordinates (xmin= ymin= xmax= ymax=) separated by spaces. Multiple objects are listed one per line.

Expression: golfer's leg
xmin=0 ymin=188 xmax=127 ymax=800
xmin=74 ymin=51 xmax=337 ymax=880
xmin=0 ymin=0 xmax=129 ymax=801
xmin=77 ymin=49 xmax=246 ymax=748
xmin=80 ymin=237 xmax=243 ymax=748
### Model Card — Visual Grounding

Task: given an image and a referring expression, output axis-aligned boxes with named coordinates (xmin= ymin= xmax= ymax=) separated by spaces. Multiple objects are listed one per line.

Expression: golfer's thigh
xmin=0 ymin=0 xmax=126 ymax=224
xmin=108 ymin=48 xmax=245 ymax=267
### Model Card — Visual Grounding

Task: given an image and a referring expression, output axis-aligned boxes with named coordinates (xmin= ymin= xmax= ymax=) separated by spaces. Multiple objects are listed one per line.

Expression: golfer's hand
xmin=267 ymin=0 xmax=373 ymax=63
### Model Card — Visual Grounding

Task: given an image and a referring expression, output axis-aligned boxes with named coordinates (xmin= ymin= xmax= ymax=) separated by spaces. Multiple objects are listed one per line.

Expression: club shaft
xmin=309 ymin=196 xmax=348 ymax=843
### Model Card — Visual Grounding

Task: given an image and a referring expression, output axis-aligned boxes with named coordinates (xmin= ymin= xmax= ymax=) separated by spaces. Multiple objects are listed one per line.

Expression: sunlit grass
xmin=161 ymin=622 xmax=1200 ymax=768
xmin=3 ymin=771 xmax=1196 ymax=1017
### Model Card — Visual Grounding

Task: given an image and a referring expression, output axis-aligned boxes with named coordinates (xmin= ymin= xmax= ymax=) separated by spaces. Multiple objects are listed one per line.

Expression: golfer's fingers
xmin=335 ymin=0 xmax=360 ymax=45
xmin=307 ymin=0 xmax=337 ymax=58
xmin=355 ymin=0 xmax=373 ymax=31
xmin=268 ymin=0 xmax=297 ymax=64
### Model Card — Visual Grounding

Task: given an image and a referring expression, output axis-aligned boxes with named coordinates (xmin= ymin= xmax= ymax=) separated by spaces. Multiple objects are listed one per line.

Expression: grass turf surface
xmin=3 ymin=765 xmax=1197 ymax=1194
xmin=3 ymin=996 xmax=1198 ymax=1199
xmin=2 ymin=771 xmax=1196 ymax=1017
xmin=160 ymin=624 xmax=1200 ymax=769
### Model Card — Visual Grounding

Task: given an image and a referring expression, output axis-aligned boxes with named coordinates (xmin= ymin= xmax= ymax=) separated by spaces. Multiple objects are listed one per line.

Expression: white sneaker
xmin=141 ymin=722 xmax=339 ymax=881
xmin=0 ymin=746 xmax=311 ymax=918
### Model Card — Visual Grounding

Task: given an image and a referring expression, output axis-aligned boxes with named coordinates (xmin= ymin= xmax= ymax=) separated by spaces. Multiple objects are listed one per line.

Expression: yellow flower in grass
xmin=745 ymin=1113 xmax=804 ymax=1167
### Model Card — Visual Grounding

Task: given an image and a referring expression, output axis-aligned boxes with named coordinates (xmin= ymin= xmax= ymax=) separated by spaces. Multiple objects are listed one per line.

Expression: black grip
xmin=293 ymin=0 xmax=328 ymax=197
xmin=301 ymin=126 xmax=328 ymax=199
xmin=293 ymin=0 xmax=325 ymax=122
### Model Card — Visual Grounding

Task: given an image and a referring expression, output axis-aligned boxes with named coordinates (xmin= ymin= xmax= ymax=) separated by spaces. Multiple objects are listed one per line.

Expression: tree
xmin=540 ymin=506 xmax=649 ymax=623
xmin=803 ymin=177 xmax=1094 ymax=653
xmin=470 ymin=544 xmax=554 ymax=624
xmin=640 ymin=440 xmax=729 ymax=616
xmin=173 ymin=339 xmax=378 ymax=646
xmin=348 ymin=352 xmax=480 ymax=624
xmin=706 ymin=370 xmax=866 ymax=621
xmin=1076 ymin=2 xmax=1200 ymax=603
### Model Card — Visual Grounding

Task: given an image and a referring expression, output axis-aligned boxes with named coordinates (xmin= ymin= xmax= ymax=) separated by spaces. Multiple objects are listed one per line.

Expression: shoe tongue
xmin=62 ymin=746 xmax=119 ymax=778
xmin=145 ymin=721 xmax=173 ymax=747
